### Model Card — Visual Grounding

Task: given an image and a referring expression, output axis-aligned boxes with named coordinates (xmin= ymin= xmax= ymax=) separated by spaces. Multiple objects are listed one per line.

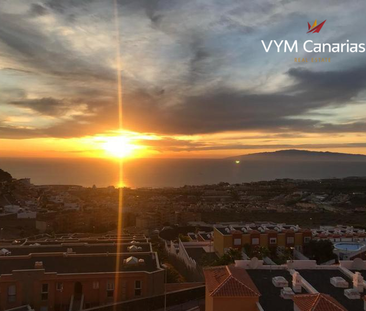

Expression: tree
xmin=199 ymin=253 xmax=217 ymax=267
xmin=243 ymin=244 xmax=270 ymax=260
xmin=214 ymin=248 xmax=243 ymax=266
xmin=178 ymin=234 xmax=190 ymax=242
xmin=243 ymin=243 xmax=253 ymax=257
xmin=253 ymin=246 xmax=270 ymax=259
xmin=166 ymin=265 xmax=185 ymax=283
xmin=303 ymin=240 xmax=336 ymax=264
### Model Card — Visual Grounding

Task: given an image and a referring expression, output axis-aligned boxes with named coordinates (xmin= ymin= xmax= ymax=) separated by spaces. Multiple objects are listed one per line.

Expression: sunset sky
xmin=1 ymin=0 xmax=366 ymax=159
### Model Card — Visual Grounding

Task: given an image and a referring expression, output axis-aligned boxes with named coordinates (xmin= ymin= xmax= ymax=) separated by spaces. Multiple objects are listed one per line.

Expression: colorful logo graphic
xmin=307 ymin=20 xmax=326 ymax=34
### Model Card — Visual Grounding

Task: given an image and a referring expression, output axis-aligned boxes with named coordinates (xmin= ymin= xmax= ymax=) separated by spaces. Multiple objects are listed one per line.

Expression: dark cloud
xmin=3 ymin=62 xmax=366 ymax=139
xmin=43 ymin=0 xmax=92 ymax=14
xmin=0 ymin=123 xmax=44 ymax=139
xmin=7 ymin=63 xmax=366 ymax=139
xmin=142 ymin=0 xmax=163 ymax=27
xmin=10 ymin=98 xmax=73 ymax=116
xmin=1 ymin=67 xmax=35 ymax=75
xmin=118 ymin=87 xmax=349 ymax=135
xmin=29 ymin=3 xmax=49 ymax=16
xmin=113 ymin=64 xmax=366 ymax=135
xmin=314 ymin=122 xmax=366 ymax=133
xmin=214 ymin=15 xmax=254 ymax=34
xmin=187 ymin=36 xmax=212 ymax=84
xmin=43 ymin=0 xmax=162 ymax=22
xmin=287 ymin=66 xmax=366 ymax=103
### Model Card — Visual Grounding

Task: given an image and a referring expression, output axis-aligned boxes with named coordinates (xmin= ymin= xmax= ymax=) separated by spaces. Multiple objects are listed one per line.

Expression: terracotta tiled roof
xmin=293 ymin=293 xmax=347 ymax=311
xmin=204 ymin=266 xmax=260 ymax=297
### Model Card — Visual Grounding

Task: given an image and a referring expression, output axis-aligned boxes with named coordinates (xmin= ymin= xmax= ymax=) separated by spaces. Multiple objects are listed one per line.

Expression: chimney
xmin=292 ymin=272 xmax=302 ymax=293
xmin=34 ymin=261 xmax=43 ymax=269
xmin=353 ymin=272 xmax=364 ymax=292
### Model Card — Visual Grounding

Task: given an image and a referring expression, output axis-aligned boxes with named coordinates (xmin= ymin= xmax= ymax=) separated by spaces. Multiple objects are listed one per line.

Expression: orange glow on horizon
xmin=1 ymin=130 xmax=366 ymax=159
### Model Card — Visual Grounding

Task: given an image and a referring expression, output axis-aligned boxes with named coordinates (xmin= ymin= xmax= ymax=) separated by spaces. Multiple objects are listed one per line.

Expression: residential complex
xmin=204 ymin=259 xmax=366 ymax=311
xmin=213 ymin=224 xmax=312 ymax=256
xmin=213 ymin=223 xmax=366 ymax=257
xmin=0 ymin=235 xmax=164 ymax=311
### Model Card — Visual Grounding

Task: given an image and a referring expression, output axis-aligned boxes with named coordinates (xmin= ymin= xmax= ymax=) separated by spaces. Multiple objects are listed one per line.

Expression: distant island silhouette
xmin=228 ymin=149 xmax=366 ymax=162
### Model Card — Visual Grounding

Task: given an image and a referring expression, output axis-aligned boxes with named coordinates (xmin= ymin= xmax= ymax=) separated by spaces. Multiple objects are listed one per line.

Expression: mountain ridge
xmin=227 ymin=149 xmax=366 ymax=161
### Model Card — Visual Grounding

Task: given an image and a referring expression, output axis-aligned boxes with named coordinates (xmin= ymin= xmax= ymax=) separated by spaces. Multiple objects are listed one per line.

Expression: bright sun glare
xmin=101 ymin=136 xmax=143 ymax=159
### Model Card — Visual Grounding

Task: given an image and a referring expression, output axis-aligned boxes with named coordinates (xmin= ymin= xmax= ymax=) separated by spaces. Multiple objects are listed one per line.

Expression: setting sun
xmin=100 ymin=136 xmax=144 ymax=159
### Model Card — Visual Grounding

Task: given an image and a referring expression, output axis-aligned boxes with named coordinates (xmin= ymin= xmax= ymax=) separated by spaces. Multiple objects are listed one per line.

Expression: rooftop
xmin=0 ymin=252 xmax=161 ymax=274
xmin=246 ymin=269 xmax=305 ymax=311
xmin=0 ymin=243 xmax=151 ymax=256
xmin=204 ymin=266 xmax=260 ymax=297
xmin=0 ymin=235 xmax=148 ymax=247
xmin=293 ymin=293 xmax=347 ymax=311
xmin=299 ymin=269 xmax=363 ymax=311
xmin=204 ymin=260 xmax=366 ymax=311
xmin=214 ymin=224 xmax=304 ymax=235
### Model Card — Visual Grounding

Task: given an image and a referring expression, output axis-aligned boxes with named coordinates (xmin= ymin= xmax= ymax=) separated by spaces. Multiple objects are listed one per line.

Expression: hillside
xmin=0 ymin=168 xmax=12 ymax=182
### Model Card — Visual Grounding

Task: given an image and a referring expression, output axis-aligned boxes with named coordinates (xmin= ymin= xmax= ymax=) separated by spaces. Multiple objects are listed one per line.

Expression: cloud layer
xmin=1 ymin=0 xmax=366 ymax=154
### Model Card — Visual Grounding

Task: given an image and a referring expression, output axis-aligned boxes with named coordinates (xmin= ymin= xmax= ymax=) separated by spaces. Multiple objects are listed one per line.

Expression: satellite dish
xmin=249 ymin=257 xmax=259 ymax=269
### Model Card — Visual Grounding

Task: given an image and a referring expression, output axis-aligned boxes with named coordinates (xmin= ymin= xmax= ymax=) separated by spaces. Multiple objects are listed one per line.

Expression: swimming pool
xmin=334 ymin=242 xmax=363 ymax=252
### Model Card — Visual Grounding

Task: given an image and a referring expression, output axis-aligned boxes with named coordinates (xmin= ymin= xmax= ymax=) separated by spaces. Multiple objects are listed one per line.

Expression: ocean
xmin=1 ymin=158 xmax=366 ymax=188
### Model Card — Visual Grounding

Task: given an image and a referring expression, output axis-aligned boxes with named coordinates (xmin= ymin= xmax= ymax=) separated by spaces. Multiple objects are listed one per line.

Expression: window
xmin=135 ymin=280 xmax=142 ymax=296
xmin=252 ymin=238 xmax=259 ymax=245
xmin=304 ymin=237 xmax=311 ymax=243
xmin=8 ymin=285 xmax=16 ymax=303
xmin=233 ymin=238 xmax=241 ymax=246
xmin=287 ymin=237 xmax=294 ymax=244
xmin=270 ymin=238 xmax=277 ymax=245
xmin=107 ymin=282 xmax=114 ymax=298
xmin=56 ymin=283 xmax=63 ymax=291
xmin=41 ymin=283 xmax=49 ymax=301
xmin=93 ymin=281 xmax=99 ymax=289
